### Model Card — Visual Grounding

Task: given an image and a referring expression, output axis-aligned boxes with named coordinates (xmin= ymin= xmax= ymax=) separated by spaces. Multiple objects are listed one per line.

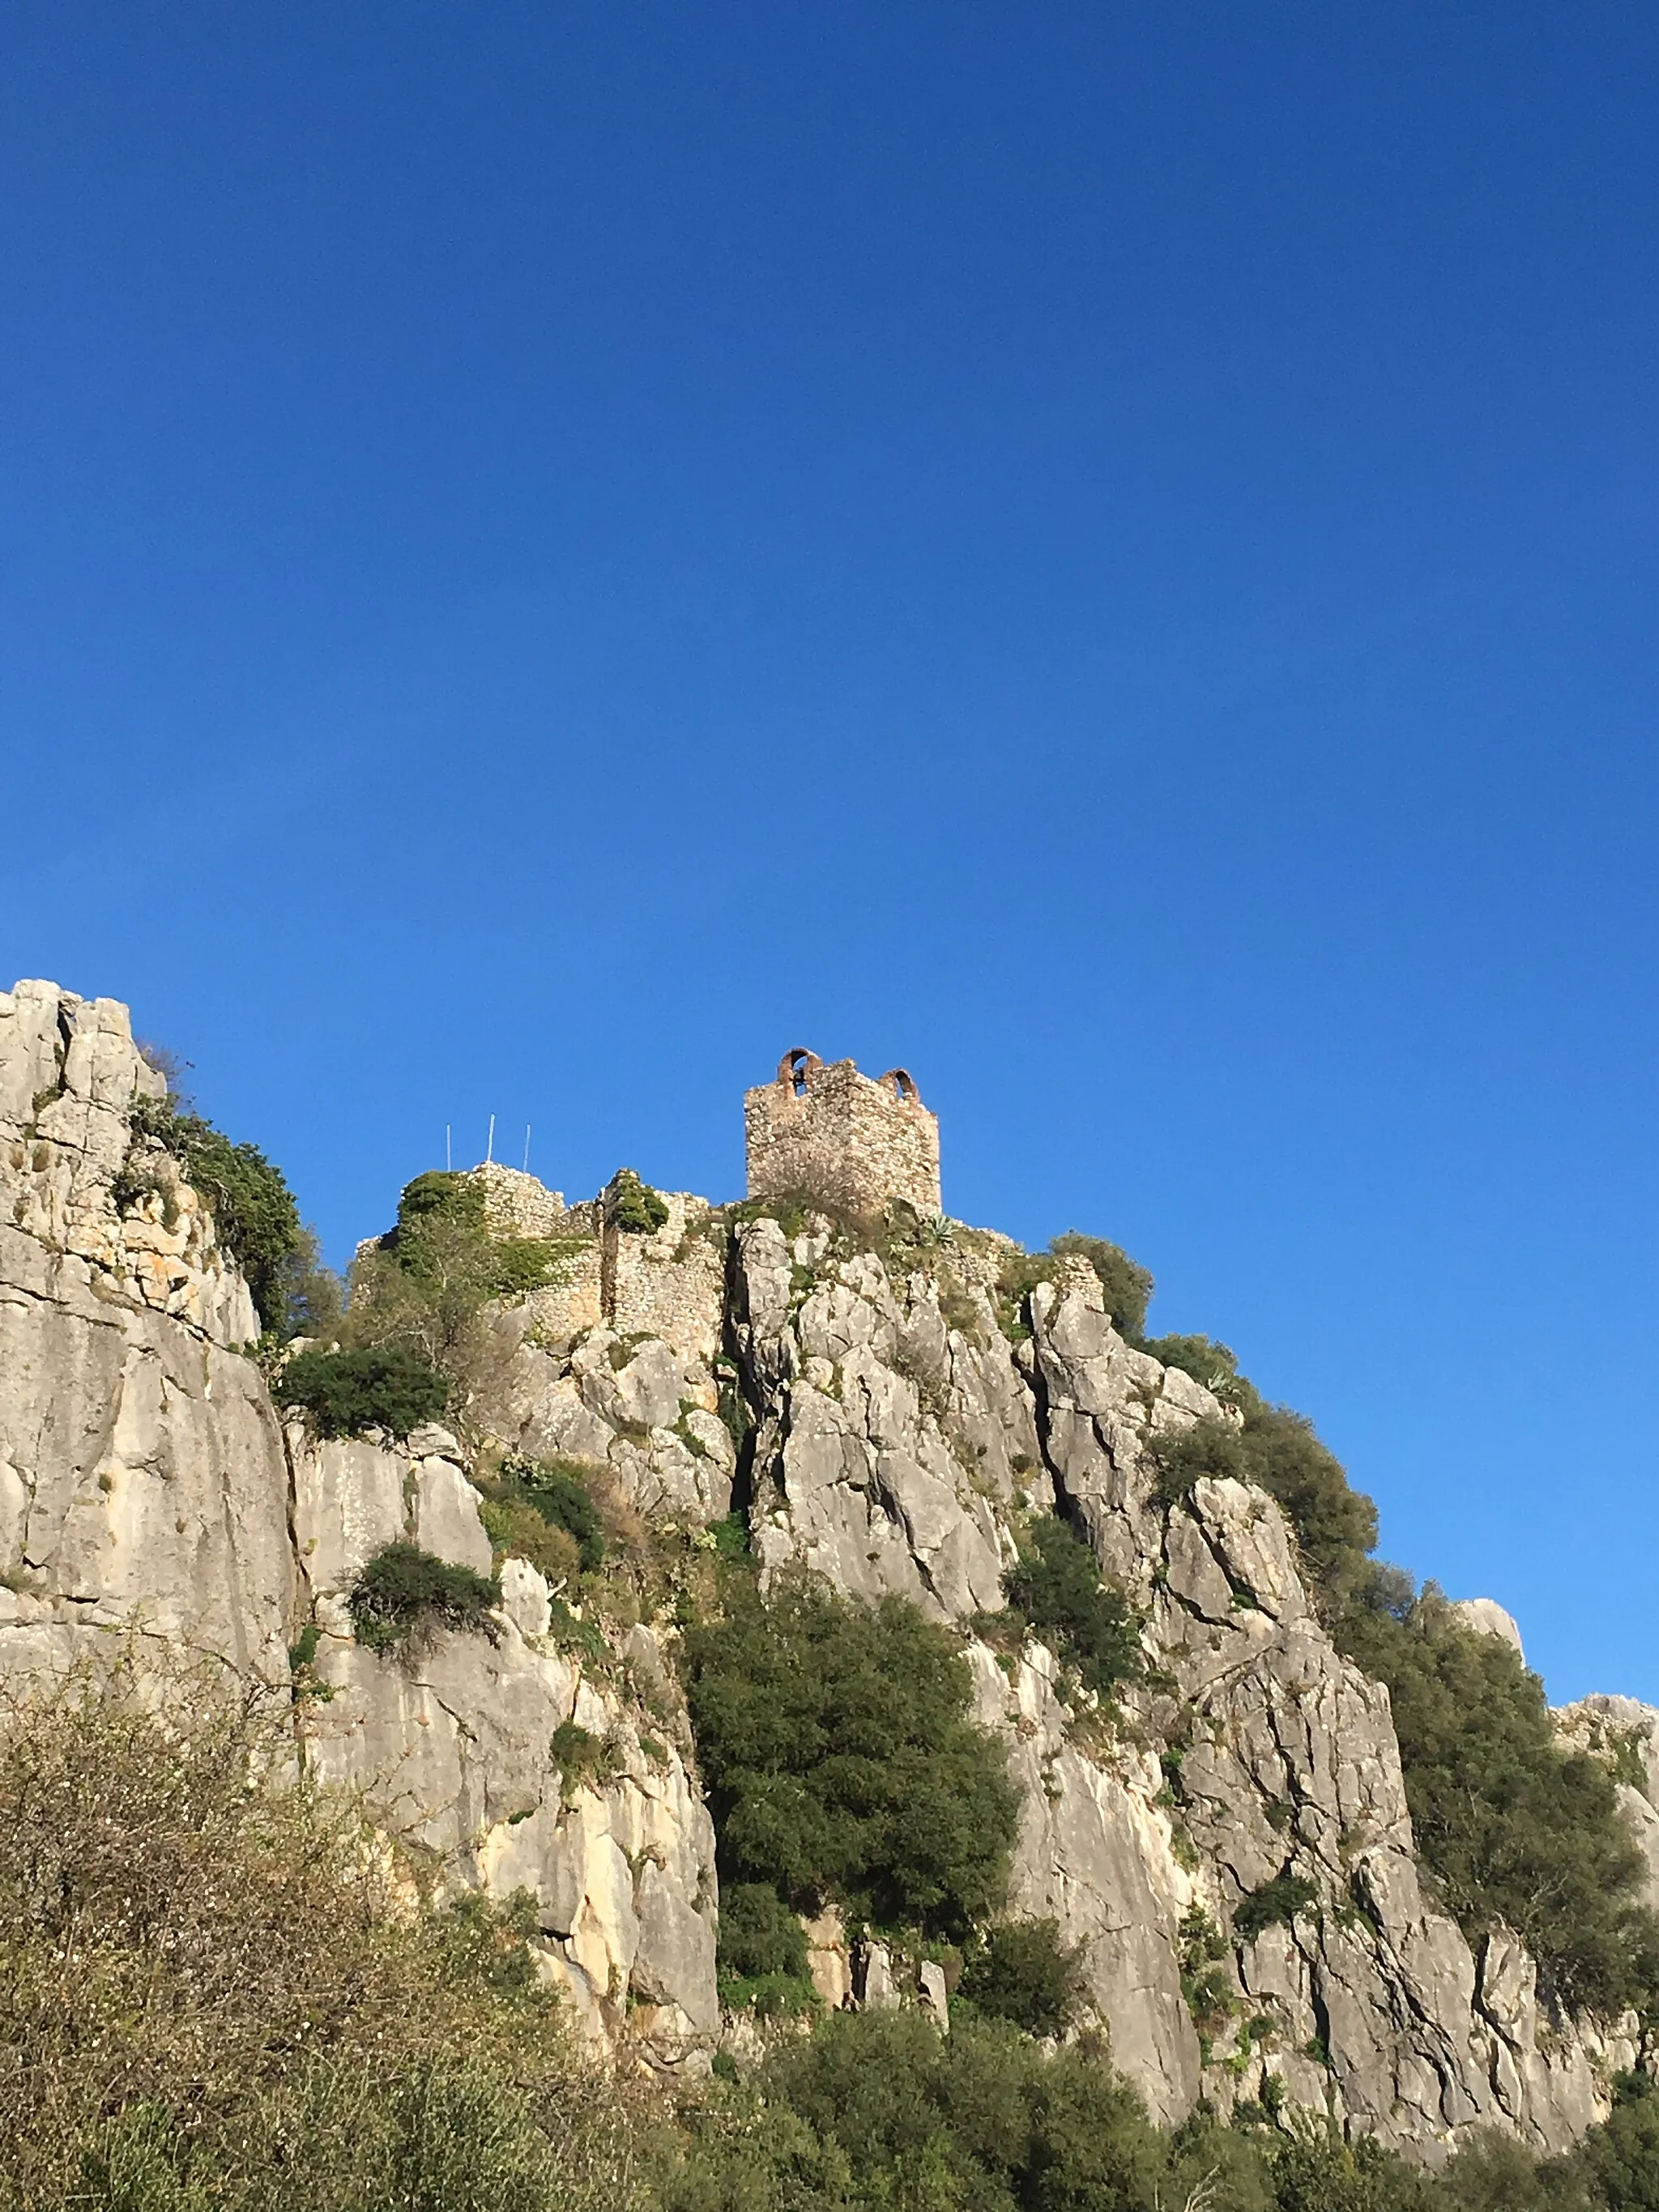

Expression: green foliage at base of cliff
xmin=0 ymin=1661 xmax=642 ymax=2212
xmin=10 ymin=1665 xmax=1659 ymax=2212
xmin=680 ymin=1567 xmax=1019 ymax=1937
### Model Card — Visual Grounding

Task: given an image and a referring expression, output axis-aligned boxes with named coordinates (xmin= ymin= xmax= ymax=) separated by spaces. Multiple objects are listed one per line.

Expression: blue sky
xmin=3 ymin=2 xmax=1657 ymax=1702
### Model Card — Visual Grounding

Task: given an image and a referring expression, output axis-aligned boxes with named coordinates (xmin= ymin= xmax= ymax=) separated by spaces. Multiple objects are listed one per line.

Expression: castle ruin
xmin=743 ymin=1049 xmax=941 ymax=1217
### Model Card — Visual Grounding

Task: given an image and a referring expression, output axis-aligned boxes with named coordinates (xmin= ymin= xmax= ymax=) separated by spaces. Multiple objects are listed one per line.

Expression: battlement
xmin=470 ymin=1161 xmax=567 ymax=1238
xmin=744 ymin=1049 xmax=941 ymax=1218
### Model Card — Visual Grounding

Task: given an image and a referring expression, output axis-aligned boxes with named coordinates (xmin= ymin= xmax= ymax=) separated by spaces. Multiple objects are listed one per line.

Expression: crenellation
xmin=744 ymin=1048 xmax=940 ymax=1217
xmin=471 ymin=1160 xmax=567 ymax=1238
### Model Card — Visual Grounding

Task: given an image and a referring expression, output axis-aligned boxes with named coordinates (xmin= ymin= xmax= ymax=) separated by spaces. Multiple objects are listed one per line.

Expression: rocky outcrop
xmin=0 ymin=980 xmax=721 ymax=2073
xmin=291 ymin=1421 xmax=719 ymax=2064
xmin=731 ymin=1216 xmax=1034 ymax=1619
xmin=1556 ymin=1695 xmax=1659 ymax=1915
xmin=0 ymin=982 xmax=290 ymax=1687
xmin=1450 ymin=1597 xmax=1525 ymax=1658
xmin=1025 ymin=1264 xmax=1636 ymax=2156
xmin=1 ymin=978 xmax=1650 ymax=2152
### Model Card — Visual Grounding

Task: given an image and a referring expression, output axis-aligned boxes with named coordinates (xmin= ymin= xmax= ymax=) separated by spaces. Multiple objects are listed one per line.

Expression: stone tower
xmin=744 ymin=1049 xmax=941 ymax=1217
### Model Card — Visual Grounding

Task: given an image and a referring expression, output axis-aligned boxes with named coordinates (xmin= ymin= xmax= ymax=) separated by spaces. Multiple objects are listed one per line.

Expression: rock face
xmin=0 ymin=978 xmax=1650 ymax=2154
xmin=0 ymin=981 xmax=720 ymax=2073
xmin=0 ymin=982 xmax=290 ymax=1687
xmin=291 ymin=1421 xmax=718 ymax=2063
xmin=1555 ymin=1695 xmax=1659 ymax=1917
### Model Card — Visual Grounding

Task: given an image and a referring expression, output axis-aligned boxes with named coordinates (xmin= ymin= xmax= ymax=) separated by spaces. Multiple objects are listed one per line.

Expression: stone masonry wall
xmin=744 ymin=1051 xmax=940 ymax=1217
xmin=471 ymin=1161 xmax=567 ymax=1237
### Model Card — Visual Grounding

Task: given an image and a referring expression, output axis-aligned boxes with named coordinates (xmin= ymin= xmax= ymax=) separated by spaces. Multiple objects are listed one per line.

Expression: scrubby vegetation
xmin=475 ymin=1453 xmax=612 ymax=1583
xmin=348 ymin=1540 xmax=501 ymax=1653
xmin=995 ymin=1229 xmax=1153 ymax=1342
xmin=277 ymin=1341 xmax=449 ymax=1439
xmin=609 ymin=1168 xmax=671 ymax=1234
xmin=1000 ymin=1513 xmax=1143 ymax=1703
xmin=680 ymin=1566 xmax=1019 ymax=1941
xmin=7 ymin=1665 xmax=1659 ymax=2210
xmin=1233 ymin=1872 xmax=1320 ymax=1943
xmin=0 ymin=1660 xmax=646 ymax=2212
xmin=956 ymin=1917 xmax=1085 ymax=2038
xmin=124 ymin=1094 xmax=303 ymax=1332
xmin=336 ymin=1169 xmax=588 ymax=1434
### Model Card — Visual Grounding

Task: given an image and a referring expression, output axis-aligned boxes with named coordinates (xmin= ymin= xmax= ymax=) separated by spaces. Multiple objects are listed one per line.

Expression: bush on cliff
xmin=475 ymin=1454 xmax=612 ymax=1586
xmin=348 ymin=1540 xmax=501 ymax=1653
xmin=956 ymin=1918 xmax=1085 ymax=2039
xmin=608 ymin=1168 xmax=671 ymax=1234
xmin=996 ymin=1230 xmax=1154 ymax=1343
xmin=278 ymin=1341 xmax=449 ymax=1440
xmin=126 ymin=1096 xmax=302 ymax=1333
xmin=680 ymin=1568 xmax=1018 ymax=1937
xmin=1001 ymin=1514 xmax=1143 ymax=1703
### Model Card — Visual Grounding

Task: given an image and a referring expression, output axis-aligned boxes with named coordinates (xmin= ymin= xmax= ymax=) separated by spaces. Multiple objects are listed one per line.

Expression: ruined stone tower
xmin=744 ymin=1050 xmax=941 ymax=1217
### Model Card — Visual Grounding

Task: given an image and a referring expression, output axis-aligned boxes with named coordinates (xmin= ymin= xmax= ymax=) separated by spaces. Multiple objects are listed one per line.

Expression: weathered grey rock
xmin=969 ymin=1639 xmax=1201 ymax=2123
xmin=858 ymin=1940 xmax=900 ymax=2010
xmin=1555 ymin=1694 xmax=1659 ymax=1912
xmin=1451 ymin=1597 xmax=1525 ymax=1659
xmin=919 ymin=1959 xmax=949 ymax=2031
xmin=300 ymin=1463 xmax=720 ymax=2067
xmin=0 ymin=982 xmax=293 ymax=1686
xmin=500 ymin=1319 xmax=736 ymax=1526
xmin=732 ymin=1221 xmax=1018 ymax=1620
xmin=413 ymin=1451 xmax=494 ymax=1574
xmin=0 ymin=984 xmax=722 ymax=2074
xmin=3 ymin=982 xmax=1652 ymax=2149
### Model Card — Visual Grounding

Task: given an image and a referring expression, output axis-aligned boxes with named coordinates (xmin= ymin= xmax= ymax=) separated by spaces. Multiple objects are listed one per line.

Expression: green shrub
xmin=680 ymin=1568 xmax=1018 ymax=1937
xmin=1234 ymin=1872 xmax=1320 ymax=1942
xmin=957 ymin=1918 xmax=1085 ymax=2038
xmin=748 ymin=2009 xmax=1169 ymax=2212
xmin=1002 ymin=1515 xmax=1142 ymax=1702
xmin=717 ymin=1882 xmax=810 ymax=1982
xmin=1568 ymin=2073 xmax=1659 ymax=2210
xmin=278 ymin=1344 xmax=449 ymax=1440
xmin=993 ymin=1230 xmax=1153 ymax=1344
xmin=1141 ymin=1331 xmax=1243 ymax=1396
xmin=1149 ymin=1406 xmax=1377 ymax=1619
xmin=480 ymin=1455 xmax=608 ymax=1574
xmin=126 ymin=1098 xmax=302 ymax=1333
xmin=0 ymin=1660 xmax=644 ymax=2212
xmin=348 ymin=1542 xmax=500 ymax=1654
xmin=1338 ymin=1583 xmax=1659 ymax=2016
xmin=608 ymin=1169 xmax=669 ymax=1234
xmin=1047 ymin=1230 xmax=1154 ymax=1338
xmin=548 ymin=1720 xmax=622 ymax=1799
xmin=1177 ymin=1905 xmax=1237 ymax=2034
xmin=1267 ymin=2112 xmax=1446 ymax=2210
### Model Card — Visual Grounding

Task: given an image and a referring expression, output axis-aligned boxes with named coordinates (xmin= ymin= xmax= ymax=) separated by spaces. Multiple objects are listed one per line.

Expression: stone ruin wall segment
xmin=743 ymin=1051 xmax=941 ymax=1218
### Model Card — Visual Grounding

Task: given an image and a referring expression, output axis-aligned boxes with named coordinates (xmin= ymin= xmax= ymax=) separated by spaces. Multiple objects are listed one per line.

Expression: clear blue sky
xmin=3 ymin=3 xmax=1657 ymax=1703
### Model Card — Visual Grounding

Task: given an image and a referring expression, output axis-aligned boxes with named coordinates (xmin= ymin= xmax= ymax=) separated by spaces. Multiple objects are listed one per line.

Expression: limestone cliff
xmin=0 ymin=977 xmax=1649 ymax=2157
xmin=0 ymin=981 xmax=719 ymax=2073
